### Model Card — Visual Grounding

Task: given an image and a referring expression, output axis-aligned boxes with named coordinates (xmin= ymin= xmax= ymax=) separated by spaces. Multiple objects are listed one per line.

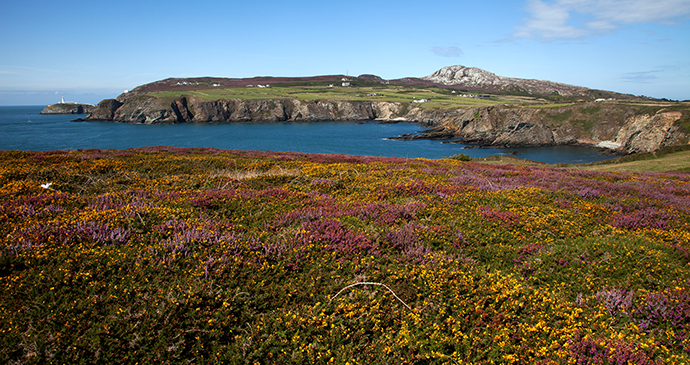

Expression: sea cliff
xmin=83 ymin=95 xmax=689 ymax=155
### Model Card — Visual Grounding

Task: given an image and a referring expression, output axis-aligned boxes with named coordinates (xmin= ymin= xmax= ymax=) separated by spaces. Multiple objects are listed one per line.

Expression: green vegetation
xmin=151 ymin=85 xmax=510 ymax=109
xmin=1 ymin=147 xmax=689 ymax=363
xmin=139 ymin=79 xmax=690 ymax=117
xmin=579 ymin=145 xmax=690 ymax=173
xmin=476 ymin=145 xmax=690 ymax=173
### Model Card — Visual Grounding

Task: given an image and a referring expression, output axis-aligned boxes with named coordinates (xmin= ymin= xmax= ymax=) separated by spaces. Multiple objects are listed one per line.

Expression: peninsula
xmin=82 ymin=66 xmax=690 ymax=155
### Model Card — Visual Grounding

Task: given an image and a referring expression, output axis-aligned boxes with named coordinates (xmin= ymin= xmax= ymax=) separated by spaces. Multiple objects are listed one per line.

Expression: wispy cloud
xmin=431 ymin=46 xmax=463 ymax=57
xmin=515 ymin=0 xmax=690 ymax=41
xmin=622 ymin=70 xmax=661 ymax=83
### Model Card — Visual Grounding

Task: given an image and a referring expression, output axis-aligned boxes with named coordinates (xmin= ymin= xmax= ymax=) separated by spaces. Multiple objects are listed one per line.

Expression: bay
xmin=0 ymin=106 xmax=615 ymax=164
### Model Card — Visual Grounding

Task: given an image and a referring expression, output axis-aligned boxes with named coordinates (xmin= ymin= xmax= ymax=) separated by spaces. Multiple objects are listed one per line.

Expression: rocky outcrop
xmin=87 ymin=99 xmax=123 ymax=120
xmin=614 ymin=111 xmax=686 ymax=153
xmin=423 ymin=65 xmax=599 ymax=98
xmin=41 ymin=103 xmax=96 ymax=115
xmin=396 ymin=104 xmax=688 ymax=154
xmin=84 ymin=94 xmax=689 ymax=155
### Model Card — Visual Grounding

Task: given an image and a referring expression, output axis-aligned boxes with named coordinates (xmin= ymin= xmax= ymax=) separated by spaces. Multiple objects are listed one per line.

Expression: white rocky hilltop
xmin=422 ymin=65 xmax=591 ymax=97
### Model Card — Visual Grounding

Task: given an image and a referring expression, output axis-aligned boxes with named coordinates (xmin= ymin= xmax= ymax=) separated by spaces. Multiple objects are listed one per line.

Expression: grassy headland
xmin=473 ymin=145 xmax=690 ymax=173
xmin=150 ymin=84 xmax=511 ymax=109
xmin=140 ymin=76 xmax=686 ymax=110
xmin=1 ymin=147 xmax=689 ymax=363
xmin=577 ymin=145 xmax=690 ymax=173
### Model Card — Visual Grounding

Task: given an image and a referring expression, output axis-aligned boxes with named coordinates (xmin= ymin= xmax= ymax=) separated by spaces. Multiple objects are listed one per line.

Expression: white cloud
xmin=431 ymin=46 xmax=464 ymax=57
xmin=515 ymin=0 xmax=690 ymax=40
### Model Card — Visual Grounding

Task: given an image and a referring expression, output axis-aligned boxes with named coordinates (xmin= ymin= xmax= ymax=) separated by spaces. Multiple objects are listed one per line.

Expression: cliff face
xmin=41 ymin=103 xmax=96 ymax=115
xmin=85 ymin=95 xmax=689 ymax=154
xmin=87 ymin=96 xmax=406 ymax=124
xmin=614 ymin=111 xmax=686 ymax=153
xmin=88 ymin=99 xmax=123 ymax=120
xmin=413 ymin=104 xmax=688 ymax=154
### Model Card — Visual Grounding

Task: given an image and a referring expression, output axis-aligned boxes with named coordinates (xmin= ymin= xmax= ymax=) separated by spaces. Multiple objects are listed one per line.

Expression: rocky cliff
xmin=86 ymin=96 xmax=408 ymax=124
xmin=41 ymin=103 xmax=96 ymax=115
xmin=403 ymin=104 xmax=688 ymax=154
xmin=84 ymin=94 xmax=689 ymax=155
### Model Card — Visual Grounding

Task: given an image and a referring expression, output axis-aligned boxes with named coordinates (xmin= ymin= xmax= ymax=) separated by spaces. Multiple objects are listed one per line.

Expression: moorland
xmin=1 ymin=146 xmax=688 ymax=363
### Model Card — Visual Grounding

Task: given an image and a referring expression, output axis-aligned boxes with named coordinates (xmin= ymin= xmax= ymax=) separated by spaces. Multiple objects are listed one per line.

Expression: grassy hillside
xmin=475 ymin=145 xmax=690 ymax=173
xmin=1 ymin=147 xmax=689 ymax=364
xmin=578 ymin=145 xmax=690 ymax=173
xmin=149 ymin=84 xmax=512 ymax=109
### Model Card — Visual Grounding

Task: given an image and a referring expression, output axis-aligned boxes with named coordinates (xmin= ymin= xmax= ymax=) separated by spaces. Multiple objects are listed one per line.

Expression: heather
xmin=1 ymin=147 xmax=689 ymax=364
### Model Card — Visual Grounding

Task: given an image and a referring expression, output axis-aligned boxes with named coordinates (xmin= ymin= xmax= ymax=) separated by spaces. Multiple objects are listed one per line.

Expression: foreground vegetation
xmin=1 ymin=147 xmax=689 ymax=364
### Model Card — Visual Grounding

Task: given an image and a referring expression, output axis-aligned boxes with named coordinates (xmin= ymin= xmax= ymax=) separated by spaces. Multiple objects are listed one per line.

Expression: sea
xmin=0 ymin=105 xmax=616 ymax=164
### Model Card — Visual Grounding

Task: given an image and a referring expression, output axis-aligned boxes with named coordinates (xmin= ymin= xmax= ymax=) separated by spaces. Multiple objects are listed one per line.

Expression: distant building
xmin=342 ymin=82 xmax=351 ymax=87
xmin=412 ymin=99 xmax=429 ymax=103
xmin=59 ymin=96 xmax=77 ymax=104
xmin=457 ymin=94 xmax=491 ymax=99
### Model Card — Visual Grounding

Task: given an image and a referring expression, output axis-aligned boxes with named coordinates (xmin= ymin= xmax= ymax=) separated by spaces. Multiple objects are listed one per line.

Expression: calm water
xmin=0 ymin=106 xmax=615 ymax=164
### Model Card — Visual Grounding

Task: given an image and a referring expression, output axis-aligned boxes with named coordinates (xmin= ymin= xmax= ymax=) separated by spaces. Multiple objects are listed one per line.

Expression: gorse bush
xmin=1 ymin=147 xmax=689 ymax=364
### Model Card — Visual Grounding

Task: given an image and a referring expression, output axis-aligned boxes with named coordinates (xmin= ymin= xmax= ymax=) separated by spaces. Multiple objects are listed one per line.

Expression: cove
xmin=0 ymin=106 xmax=615 ymax=164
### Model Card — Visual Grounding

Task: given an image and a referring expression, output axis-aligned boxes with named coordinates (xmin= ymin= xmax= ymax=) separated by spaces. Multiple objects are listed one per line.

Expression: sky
xmin=1 ymin=0 xmax=689 ymax=105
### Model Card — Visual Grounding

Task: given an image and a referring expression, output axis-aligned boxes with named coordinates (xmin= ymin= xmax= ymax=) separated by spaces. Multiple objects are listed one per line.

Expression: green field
xmin=148 ymin=84 xmax=556 ymax=109
xmin=580 ymin=150 xmax=690 ymax=173
xmin=475 ymin=146 xmax=690 ymax=173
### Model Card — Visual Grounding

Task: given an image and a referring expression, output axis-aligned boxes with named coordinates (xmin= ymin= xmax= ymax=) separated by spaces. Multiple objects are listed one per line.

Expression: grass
xmin=149 ymin=85 xmax=531 ymax=110
xmin=1 ymin=146 xmax=689 ymax=364
xmin=147 ymin=84 xmax=690 ymax=119
xmin=580 ymin=150 xmax=690 ymax=173
xmin=475 ymin=145 xmax=690 ymax=173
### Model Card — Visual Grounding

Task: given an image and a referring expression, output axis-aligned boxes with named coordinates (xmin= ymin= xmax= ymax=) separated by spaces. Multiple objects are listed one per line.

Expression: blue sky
xmin=1 ymin=0 xmax=689 ymax=105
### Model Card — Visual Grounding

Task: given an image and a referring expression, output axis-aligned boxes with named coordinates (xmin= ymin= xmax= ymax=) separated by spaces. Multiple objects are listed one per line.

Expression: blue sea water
xmin=0 ymin=105 xmax=615 ymax=164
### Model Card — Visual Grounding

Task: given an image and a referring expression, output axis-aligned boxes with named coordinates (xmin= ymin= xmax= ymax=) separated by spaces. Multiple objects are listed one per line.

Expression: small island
xmin=40 ymin=97 xmax=95 ymax=115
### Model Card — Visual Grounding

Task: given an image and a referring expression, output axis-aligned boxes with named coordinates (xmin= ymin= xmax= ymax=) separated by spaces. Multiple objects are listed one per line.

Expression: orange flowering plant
xmin=1 ymin=147 xmax=688 ymax=364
